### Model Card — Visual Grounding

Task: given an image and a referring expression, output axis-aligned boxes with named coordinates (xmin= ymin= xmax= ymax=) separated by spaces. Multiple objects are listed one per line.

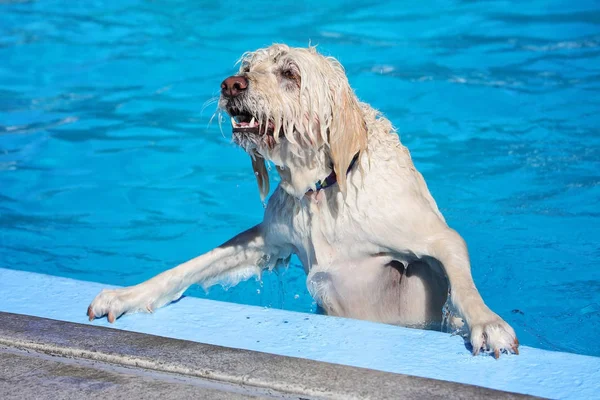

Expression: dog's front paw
xmin=469 ymin=316 xmax=519 ymax=358
xmin=87 ymin=287 xmax=150 ymax=323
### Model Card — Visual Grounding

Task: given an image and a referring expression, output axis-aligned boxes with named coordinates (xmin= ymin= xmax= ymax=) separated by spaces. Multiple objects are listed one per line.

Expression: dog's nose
xmin=221 ymin=76 xmax=248 ymax=98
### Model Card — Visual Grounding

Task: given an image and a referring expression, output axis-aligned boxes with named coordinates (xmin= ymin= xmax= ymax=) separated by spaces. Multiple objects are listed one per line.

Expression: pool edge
xmin=1 ymin=267 xmax=599 ymax=399
xmin=0 ymin=312 xmax=536 ymax=400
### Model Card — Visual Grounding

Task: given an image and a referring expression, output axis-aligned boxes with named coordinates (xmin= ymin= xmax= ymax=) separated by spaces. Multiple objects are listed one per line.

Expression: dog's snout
xmin=221 ymin=76 xmax=248 ymax=98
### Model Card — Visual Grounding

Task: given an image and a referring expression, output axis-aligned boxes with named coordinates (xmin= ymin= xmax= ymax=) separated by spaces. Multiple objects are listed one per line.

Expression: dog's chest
xmin=266 ymin=187 xmax=373 ymax=267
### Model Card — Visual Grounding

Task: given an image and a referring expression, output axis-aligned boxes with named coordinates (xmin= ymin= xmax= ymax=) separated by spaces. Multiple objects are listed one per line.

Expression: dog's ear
xmin=251 ymin=155 xmax=270 ymax=202
xmin=328 ymin=87 xmax=367 ymax=193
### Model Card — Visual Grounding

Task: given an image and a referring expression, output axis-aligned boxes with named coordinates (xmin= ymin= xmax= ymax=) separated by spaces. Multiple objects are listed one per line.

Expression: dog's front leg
xmin=87 ymin=224 xmax=277 ymax=322
xmin=429 ymin=229 xmax=519 ymax=358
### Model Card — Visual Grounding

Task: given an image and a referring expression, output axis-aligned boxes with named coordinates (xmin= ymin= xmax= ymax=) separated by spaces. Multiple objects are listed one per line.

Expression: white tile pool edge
xmin=1 ymin=268 xmax=598 ymax=399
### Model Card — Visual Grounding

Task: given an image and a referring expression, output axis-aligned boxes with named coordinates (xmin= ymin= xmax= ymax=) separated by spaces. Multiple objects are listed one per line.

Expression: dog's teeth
xmin=230 ymin=117 xmax=237 ymax=128
xmin=250 ymin=117 xmax=256 ymax=127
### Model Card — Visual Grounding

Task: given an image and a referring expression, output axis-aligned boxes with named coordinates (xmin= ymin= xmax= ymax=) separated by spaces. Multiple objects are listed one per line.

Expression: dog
xmin=87 ymin=44 xmax=519 ymax=358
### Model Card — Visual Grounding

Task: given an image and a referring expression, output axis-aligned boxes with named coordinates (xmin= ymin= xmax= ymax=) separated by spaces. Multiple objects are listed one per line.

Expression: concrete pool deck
xmin=1 ymin=267 xmax=599 ymax=399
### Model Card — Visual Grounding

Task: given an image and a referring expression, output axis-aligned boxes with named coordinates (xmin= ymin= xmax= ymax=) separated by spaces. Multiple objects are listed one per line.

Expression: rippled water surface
xmin=1 ymin=0 xmax=599 ymax=356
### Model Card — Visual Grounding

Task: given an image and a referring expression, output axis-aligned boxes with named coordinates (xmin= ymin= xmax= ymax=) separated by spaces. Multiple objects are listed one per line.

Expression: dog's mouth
xmin=229 ymin=111 xmax=275 ymax=136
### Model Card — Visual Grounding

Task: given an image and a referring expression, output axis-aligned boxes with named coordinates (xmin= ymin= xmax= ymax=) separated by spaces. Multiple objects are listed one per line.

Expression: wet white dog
xmin=88 ymin=44 xmax=519 ymax=358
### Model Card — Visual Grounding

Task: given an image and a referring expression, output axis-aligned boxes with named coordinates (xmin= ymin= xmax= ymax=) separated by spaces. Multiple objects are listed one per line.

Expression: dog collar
xmin=308 ymin=153 xmax=360 ymax=193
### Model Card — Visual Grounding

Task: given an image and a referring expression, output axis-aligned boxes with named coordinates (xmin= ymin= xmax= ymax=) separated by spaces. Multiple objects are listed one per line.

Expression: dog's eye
xmin=281 ymin=69 xmax=296 ymax=79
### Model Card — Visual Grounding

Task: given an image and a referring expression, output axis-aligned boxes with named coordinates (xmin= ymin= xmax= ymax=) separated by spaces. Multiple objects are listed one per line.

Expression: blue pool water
xmin=1 ymin=0 xmax=599 ymax=357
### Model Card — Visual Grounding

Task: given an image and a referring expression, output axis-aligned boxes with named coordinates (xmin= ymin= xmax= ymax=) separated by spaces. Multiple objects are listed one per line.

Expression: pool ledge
xmin=0 ymin=312 xmax=532 ymax=399
xmin=1 ymin=268 xmax=599 ymax=399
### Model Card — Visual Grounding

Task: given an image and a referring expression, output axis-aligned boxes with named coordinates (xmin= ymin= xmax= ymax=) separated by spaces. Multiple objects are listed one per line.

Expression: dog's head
xmin=219 ymin=44 xmax=367 ymax=200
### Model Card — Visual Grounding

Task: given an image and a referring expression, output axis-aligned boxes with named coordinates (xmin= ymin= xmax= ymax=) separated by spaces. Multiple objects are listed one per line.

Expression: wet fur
xmin=88 ymin=44 xmax=519 ymax=358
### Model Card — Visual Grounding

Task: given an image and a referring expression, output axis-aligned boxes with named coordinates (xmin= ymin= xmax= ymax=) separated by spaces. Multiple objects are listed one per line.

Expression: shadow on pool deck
xmin=0 ymin=312 xmax=538 ymax=400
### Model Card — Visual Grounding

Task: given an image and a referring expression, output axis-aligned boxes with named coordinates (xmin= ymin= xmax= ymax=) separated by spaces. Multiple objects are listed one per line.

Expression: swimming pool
xmin=1 ymin=0 xmax=598 ymax=357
